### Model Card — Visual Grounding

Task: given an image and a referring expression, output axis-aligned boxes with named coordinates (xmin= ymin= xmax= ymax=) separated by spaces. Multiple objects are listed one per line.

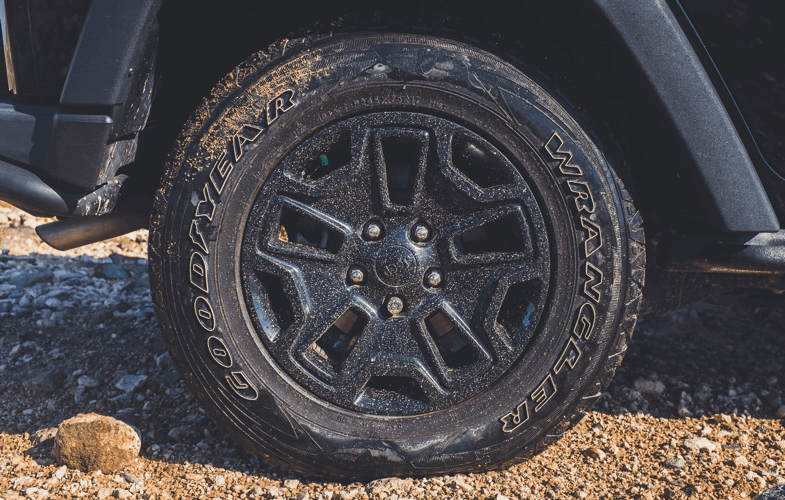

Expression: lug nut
xmin=348 ymin=267 xmax=365 ymax=284
xmin=386 ymin=296 xmax=404 ymax=316
xmin=364 ymin=222 xmax=382 ymax=240
xmin=412 ymin=223 xmax=430 ymax=242
xmin=426 ymin=269 xmax=443 ymax=287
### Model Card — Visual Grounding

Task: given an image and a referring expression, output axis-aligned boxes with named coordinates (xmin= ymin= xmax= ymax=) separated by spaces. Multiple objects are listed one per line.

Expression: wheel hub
xmin=241 ymin=111 xmax=552 ymax=415
xmin=375 ymin=245 xmax=418 ymax=287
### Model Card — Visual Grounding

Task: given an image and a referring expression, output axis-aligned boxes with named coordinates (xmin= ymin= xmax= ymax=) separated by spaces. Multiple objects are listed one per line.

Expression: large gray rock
xmin=54 ymin=413 xmax=140 ymax=472
xmin=756 ymin=485 xmax=785 ymax=500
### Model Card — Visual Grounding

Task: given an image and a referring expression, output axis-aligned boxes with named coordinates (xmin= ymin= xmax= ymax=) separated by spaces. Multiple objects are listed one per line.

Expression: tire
xmin=149 ymin=32 xmax=645 ymax=479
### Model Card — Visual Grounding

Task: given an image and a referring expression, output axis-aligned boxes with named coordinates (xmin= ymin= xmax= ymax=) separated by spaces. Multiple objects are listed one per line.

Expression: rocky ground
xmin=0 ymin=200 xmax=784 ymax=500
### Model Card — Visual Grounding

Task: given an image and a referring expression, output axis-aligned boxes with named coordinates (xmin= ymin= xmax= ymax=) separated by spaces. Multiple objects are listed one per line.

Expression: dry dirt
xmin=1 ymin=201 xmax=784 ymax=500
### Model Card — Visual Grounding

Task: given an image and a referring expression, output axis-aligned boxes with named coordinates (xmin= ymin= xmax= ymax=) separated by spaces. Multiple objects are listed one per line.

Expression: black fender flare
xmin=590 ymin=0 xmax=779 ymax=232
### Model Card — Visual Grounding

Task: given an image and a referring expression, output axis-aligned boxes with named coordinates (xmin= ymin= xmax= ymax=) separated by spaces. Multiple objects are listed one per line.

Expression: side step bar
xmin=0 ymin=161 xmax=71 ymax=215
xmin=662 ymin=231 xmax=785 ymax=274
xmin=0 ymin=159 xmax=129 ymax=217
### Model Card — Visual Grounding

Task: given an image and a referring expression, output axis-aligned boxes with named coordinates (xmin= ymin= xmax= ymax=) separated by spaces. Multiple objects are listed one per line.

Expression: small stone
xmin=14 ymin=476 xmax=33 ymax=489
xmin=338 ymin=489 xmax=360 ymax=500
xmin=250 ymin=486 xmax=264 ymax=497
xmin=120 ymin=473 xmax=141 ymax=484
xmin=114 ymin=489 xmax=132 ymax=499
xmin=582 ymin=447 xmax=606 ymax=460
xmin=209 ymin=475 xmax=226 ymax=487
xmin=776 ymin=441 xmax=785 ymax=451
xmin=53 ymin=413 xmax=141 ymax=473
xmin=23 ymin=487 xmax=48 ymax=498
xmin=185 ymin=473 xmax=203 ymax=482
xmin=366 ymin=477 xmax=411 ymax=494
xmin=96 ymin=264 xmax=129 ymax=279
xmin=678 ymin=404 xmax=692 ymax=417
xmin=776 ymin=406 xmax=785 ymax=419
xmin=493 ymin=495 xmax=511 ymax=500
xmin=168 ymin=425 xmax=197 ymax=442
xmin=155 ymin=352 xmax=172 ymax=370
xmin=114 ymin=374 xmax=147 ymax=393
xmin=97 ymin=488 xmax=113 ymax=499
xmin=44 ymin=297 xmax=61 ymax=308
xmin=295 ymin=493 xmax=310 ymax=500
xmin=22 ymin=370 xmax=64 ymax=398
xmin=684 ymin=437 xmax=716 ymax=452
xmin=608 ymin=444 xmax=620 ymax=455
xmin=78 ymin=376 xmax=101 ymax=388
xmin=74 ymin=385 xmax=88 ymax=404
xmin=9 ymin=271 xmax=54 ymax=287
xmin=754 ymin=484 xmax=785 ymax=500
xmin=31 ymin=428 xmax=58 ymax=447
xmin=664 ymin=454 xmax=686 ymax=468
xmin=734 ymin=455 xmax=751 ymax=467
xmin=284 ymin=479 xmax=301 ymax=490
xmin=633 ymin=378 xmax=665 ymax=395
xmin=53 ymin=465 xmax=67 ymax=480
xmin=449 ymin=477 xmax=473 ymax=491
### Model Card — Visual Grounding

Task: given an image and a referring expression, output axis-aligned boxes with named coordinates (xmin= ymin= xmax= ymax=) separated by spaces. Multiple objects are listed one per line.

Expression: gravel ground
xmin=1 ymin=201 xmax=784 ymax=500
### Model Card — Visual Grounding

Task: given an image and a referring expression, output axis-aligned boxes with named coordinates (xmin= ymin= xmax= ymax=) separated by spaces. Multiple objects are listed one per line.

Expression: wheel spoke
xmin=240 ymin=250 xmax=309 ymax=344
xmin=336 ymin=316 xmax=447 ymax=404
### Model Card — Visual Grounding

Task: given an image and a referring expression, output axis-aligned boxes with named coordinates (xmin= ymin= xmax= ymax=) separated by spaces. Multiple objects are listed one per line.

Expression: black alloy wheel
xmin=241 ymin=112 xmax=550 ymax=415
xmin=149 ymin=31 xmax=645 ymax=479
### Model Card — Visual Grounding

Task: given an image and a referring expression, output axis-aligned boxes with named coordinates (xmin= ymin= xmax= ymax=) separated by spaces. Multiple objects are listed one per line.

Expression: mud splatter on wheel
xmin=149 ymin=32 xmax=644 ymax=479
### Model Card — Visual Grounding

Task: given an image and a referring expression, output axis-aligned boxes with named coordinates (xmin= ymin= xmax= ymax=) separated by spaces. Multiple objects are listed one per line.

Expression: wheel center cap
xmin=375 ymin=245 xmax=417 ymax=287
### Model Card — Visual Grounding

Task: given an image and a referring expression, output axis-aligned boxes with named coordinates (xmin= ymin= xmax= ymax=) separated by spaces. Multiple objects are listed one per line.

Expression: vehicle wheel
xmin=149 ymin=32 xmax=644 ymax=478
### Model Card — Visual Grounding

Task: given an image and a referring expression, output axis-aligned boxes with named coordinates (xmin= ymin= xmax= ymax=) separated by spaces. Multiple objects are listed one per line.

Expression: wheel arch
xmin=150 ymin=0 xmax=780 ymax=237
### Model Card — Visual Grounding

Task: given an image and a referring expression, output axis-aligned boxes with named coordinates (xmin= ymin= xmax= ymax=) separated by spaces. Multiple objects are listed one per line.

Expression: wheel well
xmin=143 ymin=0 xmax=710 ymax=238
